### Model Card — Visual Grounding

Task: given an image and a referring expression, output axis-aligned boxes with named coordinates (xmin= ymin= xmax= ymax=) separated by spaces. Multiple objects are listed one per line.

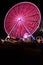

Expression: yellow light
xmin=7 ymin=35 xmax=10 ymax=38
xmin=1 ymin=39 xmax=4 ymax=43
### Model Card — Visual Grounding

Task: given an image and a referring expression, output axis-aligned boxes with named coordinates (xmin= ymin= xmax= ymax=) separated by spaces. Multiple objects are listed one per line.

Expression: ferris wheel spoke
xmin=24 ymin=19 xmax=37 ymax=24
xmin=11 ymin=9 xmax=17 ymax=17
xmin=16 ymin=6 xmax=19 ymax=15
xmin=24 ymin=14 xmax=38 ymax=18
xmin=16 ymin=29 xmax=19 ymax=38
xmin=20 ymin=27 xmax=23 ymax=38
xmin=22 ymin=5 xmax=29 ymax=14
xmin=19 ymin=5 xmax=23 ymax=14
xmin=25 ymin=16 xmax=38 ymax=21
xmin=28 ymin=14 xmax=39 ymax=17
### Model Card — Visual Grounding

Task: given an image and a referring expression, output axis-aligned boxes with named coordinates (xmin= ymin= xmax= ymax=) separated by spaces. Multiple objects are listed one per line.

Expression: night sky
xmin=0 ymin=0 xmax=43 ymax=39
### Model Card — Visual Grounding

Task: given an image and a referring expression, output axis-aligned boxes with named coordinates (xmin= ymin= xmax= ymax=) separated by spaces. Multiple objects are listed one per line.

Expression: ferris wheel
xmin=4 ymin=2 xmax=41 ymax=40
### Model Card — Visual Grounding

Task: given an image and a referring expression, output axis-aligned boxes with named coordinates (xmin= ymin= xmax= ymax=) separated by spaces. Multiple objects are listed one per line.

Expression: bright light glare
xmin=23 ymin=33 xmax=28 ymax=39
xmin=18 ymin=17 xmax=21 ymax=21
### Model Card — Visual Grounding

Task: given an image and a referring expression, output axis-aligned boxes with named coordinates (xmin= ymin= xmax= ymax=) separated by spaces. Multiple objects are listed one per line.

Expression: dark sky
xmin=0 ymin=0 xmax=42 ymax=39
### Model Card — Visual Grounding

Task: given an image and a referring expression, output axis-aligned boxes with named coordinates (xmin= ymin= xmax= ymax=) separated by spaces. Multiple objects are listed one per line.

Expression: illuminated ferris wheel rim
xmin=4 ymin=2 xmax=41 ymax=38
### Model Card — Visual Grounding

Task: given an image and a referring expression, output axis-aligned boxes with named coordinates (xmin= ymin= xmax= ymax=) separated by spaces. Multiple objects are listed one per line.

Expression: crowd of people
xmin=0 ymin=35 xmax=43 ymax=48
